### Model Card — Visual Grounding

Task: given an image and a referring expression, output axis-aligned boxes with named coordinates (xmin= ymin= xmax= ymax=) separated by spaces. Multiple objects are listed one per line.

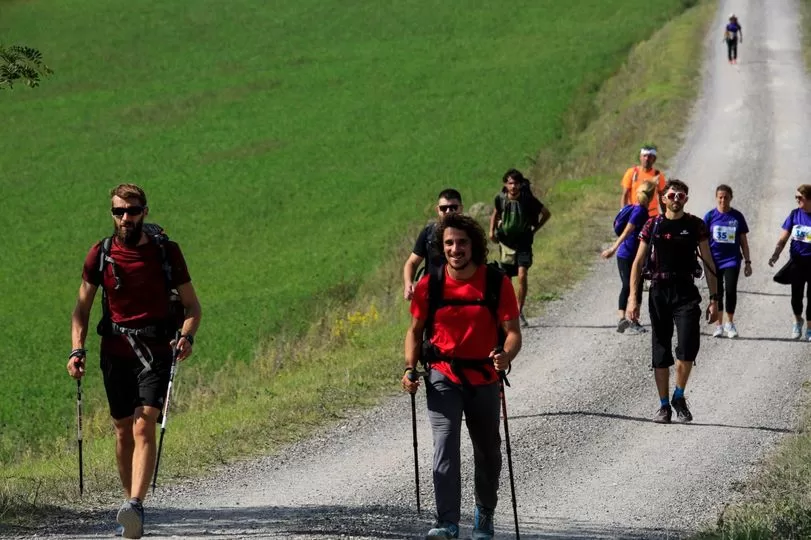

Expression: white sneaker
xmin=792 ymin=322 xmax=802 ymax=340
xmin=712 ymin=325 xmax=724 ymax=338
xmin=725 ymin=322 xmax=738 ymax=338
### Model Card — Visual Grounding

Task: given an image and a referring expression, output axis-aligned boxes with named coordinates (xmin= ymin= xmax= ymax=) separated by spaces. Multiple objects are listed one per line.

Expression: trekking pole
xmin=151 ymin=333 xmax=180 ymax=493
xmin=494 ymin=347 xmax=519 ymax=539
xmin=76 ymin=372 xmax=84 ymax=497
xmin=407 ymin=369 xmax=427 ymax=514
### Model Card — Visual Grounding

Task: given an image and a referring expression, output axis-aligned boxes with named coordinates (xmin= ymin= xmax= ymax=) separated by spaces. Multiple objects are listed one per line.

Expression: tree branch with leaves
xmin=0 ymin=44 xmax=52 ymax=90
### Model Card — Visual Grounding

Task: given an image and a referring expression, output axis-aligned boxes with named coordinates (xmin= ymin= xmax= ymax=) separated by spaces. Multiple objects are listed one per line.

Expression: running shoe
xmin=626 ymin=320 xmax=647 ymax=334
xmin=725 ymin=322 xmax=738 ymax=339
xmin=617 ymin=318 xmax=631 ymax=333
xmin=712 ymin=325 xmax=724 ymax=338
xmin=653 ymin=405 xmax=672 ymax=424
xmin=792 ymin=321 xmax=802 ymax=340
xmin=116 ymin=499 xmax=144 ymax=539
xmin=426 ymin=522 xmax=459 ymax=539
xmin=806 ymin=328 xmax=811 ymax=342
xmin=472 ymin=506 xmax=495 ymax=540
xmin=671 ymin=396 xmax=693 ymax=423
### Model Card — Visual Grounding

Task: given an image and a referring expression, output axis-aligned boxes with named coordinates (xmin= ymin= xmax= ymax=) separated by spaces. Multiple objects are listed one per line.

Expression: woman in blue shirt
xmin=602 ymin=181 xmax=657 ymax=334
xmin=704 ymin=185 xmax=751 ymax=338
xmin=723 ymin=14 xmax=743 ymax=64
xmin=769 ymin=184 xmax=811 ymax=340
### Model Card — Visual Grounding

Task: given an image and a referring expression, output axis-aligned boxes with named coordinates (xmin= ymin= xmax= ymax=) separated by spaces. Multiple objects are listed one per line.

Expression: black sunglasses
xmin=111 ymin=206 xmax=145 ymax=217
xmin=438 ymin=204 xmax=459 ymax=213
xmin=796 ymin=196 xmax=806 ymax=202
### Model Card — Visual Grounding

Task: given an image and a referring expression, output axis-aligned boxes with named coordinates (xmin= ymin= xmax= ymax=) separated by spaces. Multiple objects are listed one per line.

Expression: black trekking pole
xmin=495 ymin=347 xmax=519 ymax=539
xmin=407 ymin=369 xmax=426 ymax=514
xmin=76 ymin=375 xmax=84 ymax=497
xmin=151 ymin=334 xmax=180 ymax=493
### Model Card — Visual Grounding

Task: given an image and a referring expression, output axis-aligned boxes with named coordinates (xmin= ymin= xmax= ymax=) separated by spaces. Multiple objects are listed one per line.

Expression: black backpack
xmin=421 ymin=262 xmax=506 ymax=385
xmin=96 ymin=223 xmax=184 ymax=338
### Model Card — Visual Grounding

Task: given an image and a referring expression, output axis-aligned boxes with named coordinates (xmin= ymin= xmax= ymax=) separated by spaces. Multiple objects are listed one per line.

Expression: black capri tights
xmin=716 ymin=266 xmax=740 ymax=314
xmin=617 ymin=257 xmax=642 ymax=311
xmin=727 ymin=38 xmax=738 ymax=61
xmin=790 ymin=257 xmax=811 ymax=320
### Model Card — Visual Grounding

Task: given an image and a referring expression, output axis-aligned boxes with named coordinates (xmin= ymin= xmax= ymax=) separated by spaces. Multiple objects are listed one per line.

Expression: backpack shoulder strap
xmin=484 ymin=263 xmax=504 ymax=322
xmin=424 ymin=264 xmax=446 ymax=339
xmin=143 ymin=223 xmax=174 ymax=288
xmin=631 ymin=166 xmax=639 ymax=183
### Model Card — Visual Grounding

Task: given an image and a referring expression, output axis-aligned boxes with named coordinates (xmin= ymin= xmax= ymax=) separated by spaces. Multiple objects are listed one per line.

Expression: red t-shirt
xmin=410 ymin=265 xmax=519 ymax=385
xmin=82 ymin=237 xmax=191 ymax=357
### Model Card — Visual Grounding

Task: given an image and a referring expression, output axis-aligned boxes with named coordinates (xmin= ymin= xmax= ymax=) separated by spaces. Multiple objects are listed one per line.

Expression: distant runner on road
xmin=404 ymin=214 xmax=522 ymax=540
xmin=724 ymin=13 xmax=743 ymax=64
xmin=403 ymin=189 xmax=464 ymax=300
xmin=620 ymin=144 xmax=667 ymax=217
xmin=703 ymin=184 xmax=752 ymax=338
xmin=627 ymin=179 xmax=719 ymax=424
xmin=768 ymin=184 xmax=811 ymax=340
xmin=66 ymin=184 xmax=202 ymax=539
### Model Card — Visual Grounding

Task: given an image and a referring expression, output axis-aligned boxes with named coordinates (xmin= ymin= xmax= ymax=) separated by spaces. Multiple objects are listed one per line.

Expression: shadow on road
xmin=0 ymin=504 xmax=689 ymax=539
xmin=510 ymin=410 xmax=794 ymax=434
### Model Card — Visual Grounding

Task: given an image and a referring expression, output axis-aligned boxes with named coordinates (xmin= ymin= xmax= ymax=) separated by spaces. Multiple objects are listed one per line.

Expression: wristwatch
xmin=181 ymin=334 xmax=195 ymax=345
xmin=709 ymin=293 xmax=721 ymax=302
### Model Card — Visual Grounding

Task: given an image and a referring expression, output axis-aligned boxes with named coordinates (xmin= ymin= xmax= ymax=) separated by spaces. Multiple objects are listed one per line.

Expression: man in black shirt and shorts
xmin=627 ymin=179 xmax=720 ymax=424
xmin=403 ymin=189 xmax=463 ymax=300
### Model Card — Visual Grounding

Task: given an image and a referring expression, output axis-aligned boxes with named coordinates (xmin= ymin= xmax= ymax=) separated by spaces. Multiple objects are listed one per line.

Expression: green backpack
xmin=496 ymin=191 xmax=538 ymax=247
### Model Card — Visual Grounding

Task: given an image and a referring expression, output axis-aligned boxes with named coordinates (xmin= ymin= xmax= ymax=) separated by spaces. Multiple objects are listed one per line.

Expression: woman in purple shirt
xmin=769 ymin=184 xmax=811 ymax=340
xmin=602 ymin=182 xmax=657 ymax=334
xmin=723 ymin=14 xmax=743 ymax=64
xmin=704 ymin=185 xmax=751 ymax=338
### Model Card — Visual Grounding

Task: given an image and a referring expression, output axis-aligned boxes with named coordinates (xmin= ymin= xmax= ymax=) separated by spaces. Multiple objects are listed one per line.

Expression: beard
xmin=667 ymin=201 xmax=684 ymax=213
xmin=446 ymin=253 xmax=471 ymax=271
xmin=115 ymin=220 xmax=143 ymax=246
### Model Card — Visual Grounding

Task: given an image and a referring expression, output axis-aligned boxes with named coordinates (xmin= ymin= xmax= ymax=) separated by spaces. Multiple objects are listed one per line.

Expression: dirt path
xmin=17 ymin=1 xmax=811 ymax=538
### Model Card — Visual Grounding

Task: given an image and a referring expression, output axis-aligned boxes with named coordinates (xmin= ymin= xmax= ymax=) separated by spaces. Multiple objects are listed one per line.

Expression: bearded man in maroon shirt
xmin=66 ymin=184 xmax=202 ymax=539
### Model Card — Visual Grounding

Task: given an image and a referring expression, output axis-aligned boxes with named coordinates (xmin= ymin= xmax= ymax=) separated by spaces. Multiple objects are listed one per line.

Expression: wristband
xmin=181 ymin=334 xmax=195 ymax=345
xmin=403 ymin=367 xmax=415 ymax=375
xmin=709 ymin=293 xmax=721 ymax=302
xmin=745 ymin=260 xmax=751 ymax=264
xmin=69 ymin=348 xmax=87 ymax=360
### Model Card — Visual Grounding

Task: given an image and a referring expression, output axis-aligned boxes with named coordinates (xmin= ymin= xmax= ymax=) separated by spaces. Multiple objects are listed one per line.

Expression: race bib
xmin=712 ymin=225 xmax=737 ymax=244
xmin=791 ymin=225 xmax=811 ymax=243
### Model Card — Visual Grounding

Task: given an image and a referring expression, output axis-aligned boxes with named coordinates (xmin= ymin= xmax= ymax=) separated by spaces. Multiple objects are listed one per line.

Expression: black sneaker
xmin=671 ymin=396 xmax=693 ymax=422
xmin=653 ymin=405 xmax=672 ymax=424
xmin=617 ymin=318 xmax=631 ymax=333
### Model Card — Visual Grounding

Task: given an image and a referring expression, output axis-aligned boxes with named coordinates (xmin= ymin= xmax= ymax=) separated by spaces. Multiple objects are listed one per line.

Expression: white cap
xmin=729 ymin=13 xmax=736 ymax=19
xmin=640 ymin=147 xmax=657 ymax=157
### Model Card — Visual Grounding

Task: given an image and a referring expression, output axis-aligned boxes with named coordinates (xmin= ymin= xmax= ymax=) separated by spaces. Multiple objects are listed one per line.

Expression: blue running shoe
xmin=792 ymin=321 xmax=802 ymax=340
xmin=472 ymin=506 xmax=495 ymax=540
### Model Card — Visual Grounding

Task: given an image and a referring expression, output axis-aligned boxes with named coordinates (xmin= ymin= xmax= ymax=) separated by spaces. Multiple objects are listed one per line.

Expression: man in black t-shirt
xmin=402 ymin=188 xmax=463 ymax=300
xmin=627 ymin=179 xmax=720 ymax=424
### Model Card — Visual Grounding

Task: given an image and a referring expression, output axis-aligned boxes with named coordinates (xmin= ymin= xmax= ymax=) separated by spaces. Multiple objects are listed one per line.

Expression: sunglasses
xmin=111 ymin=206 xmax=145 ymax=217
xmin=665 ymin=192 xmax=687 ymax=202
xmin=438 ymin=204 xmax=459 ymax=213
xmin=796 ymin=196 xmax=806 ymax=202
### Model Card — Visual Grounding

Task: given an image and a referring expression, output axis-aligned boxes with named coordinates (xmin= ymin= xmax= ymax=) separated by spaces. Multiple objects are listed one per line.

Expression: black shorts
xmin=648 ymin=281 xmax=701 ymax=368
xmin=499 ymin=244 xmax=533 ymax=277
xmin=100 ymin=353 xmax=172 ymax=420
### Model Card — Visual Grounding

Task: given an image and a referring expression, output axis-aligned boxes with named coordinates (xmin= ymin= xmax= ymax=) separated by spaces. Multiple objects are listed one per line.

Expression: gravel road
xmin=11 ymin=1 xmax=811 ymax=538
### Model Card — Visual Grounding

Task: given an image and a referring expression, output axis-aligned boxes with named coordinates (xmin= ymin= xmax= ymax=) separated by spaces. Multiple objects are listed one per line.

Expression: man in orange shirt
xmin=620 ymin=145 xmax=666 ymax=217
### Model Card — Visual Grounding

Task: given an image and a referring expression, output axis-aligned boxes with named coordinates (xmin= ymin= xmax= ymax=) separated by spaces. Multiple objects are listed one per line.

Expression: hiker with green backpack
xmin=489 ymin=169 xmax=551 ymax=327
xmin=66 ymin=184 xmax=202 ymax=539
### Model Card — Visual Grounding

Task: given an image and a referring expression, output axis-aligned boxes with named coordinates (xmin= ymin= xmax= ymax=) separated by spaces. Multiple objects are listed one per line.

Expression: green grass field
xmin=0 ymin=0 xmax=691 ymax=465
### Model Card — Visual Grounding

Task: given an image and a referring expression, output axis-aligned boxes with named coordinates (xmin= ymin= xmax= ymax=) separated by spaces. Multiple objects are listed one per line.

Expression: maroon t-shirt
xmin=82 ymin=236 xmax=191 ymax=358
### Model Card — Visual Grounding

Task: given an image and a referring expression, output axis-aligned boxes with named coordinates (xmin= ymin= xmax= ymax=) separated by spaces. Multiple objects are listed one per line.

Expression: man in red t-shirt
xmin=66 ymin=184 xmax=202 ymax=539
xmin=403 ymin=213 xmax=521 ymax=539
